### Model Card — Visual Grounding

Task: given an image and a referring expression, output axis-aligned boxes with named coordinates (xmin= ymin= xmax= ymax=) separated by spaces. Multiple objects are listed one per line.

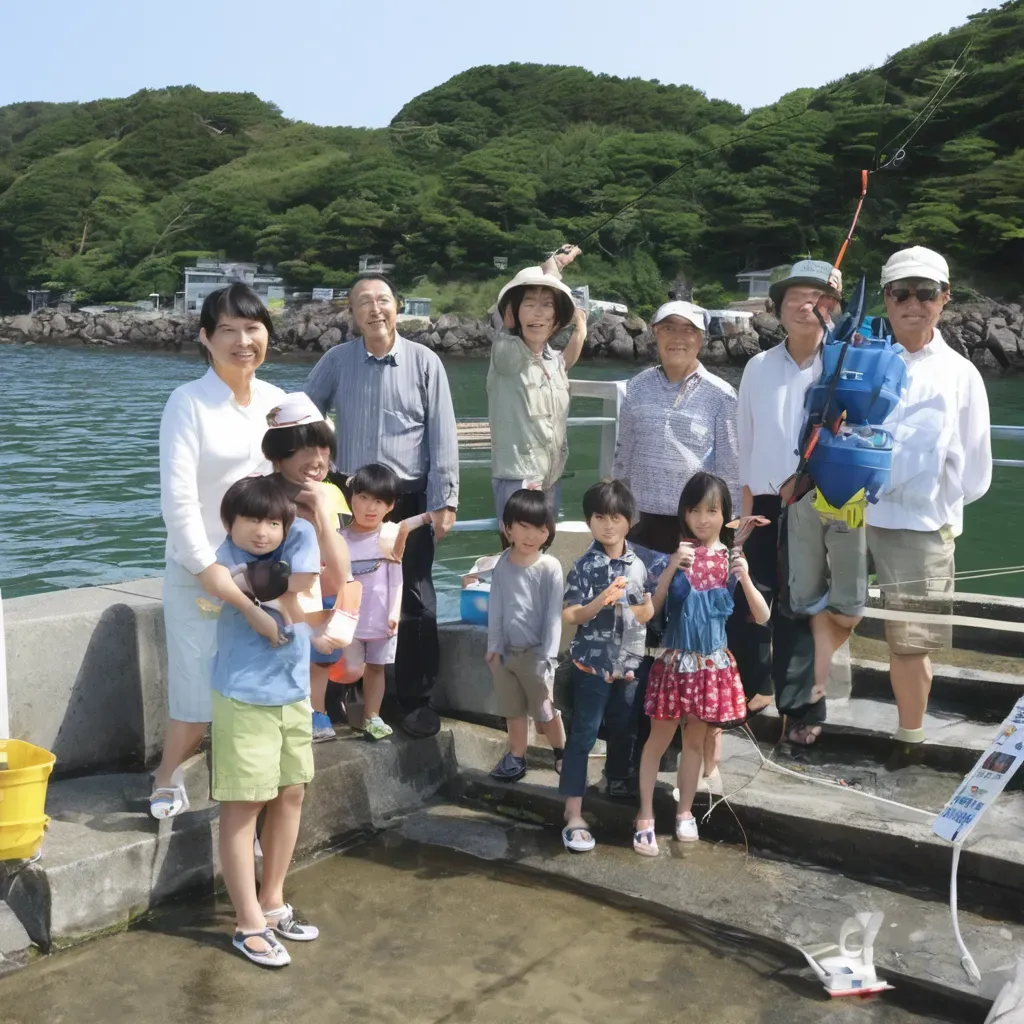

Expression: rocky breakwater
xmin=0 ymin=309 xmax=196 ymax=350
xmin=6 ymin=298 xmax=1018 ymax=373
xmin=276 ymin=304 xmax=764 ymax=365
xmin=0 ymin=302 xmax=765 ymax=366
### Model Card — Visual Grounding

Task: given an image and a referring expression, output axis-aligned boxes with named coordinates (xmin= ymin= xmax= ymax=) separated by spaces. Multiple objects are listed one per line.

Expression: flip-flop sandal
xmin=264 ymin=904 xmax=319 ymax=942
xmin=787 ymin=724 xmax=823 ymax=747
xmin=232 ymin=927 xmax=291 ymax=967
xmin=745 ymin=697 xmax=772 ymax=719
xmin=562 ymin=826 xmax=596 ymax=853
xmin=633 ymin=824 xmax=659 ymax=857
xmin=149 ymin=767 xmax=189 ymax=820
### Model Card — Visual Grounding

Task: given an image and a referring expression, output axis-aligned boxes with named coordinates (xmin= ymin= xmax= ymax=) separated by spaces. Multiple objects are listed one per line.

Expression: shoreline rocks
xmin=2 ymin=298 xmax=1021 ymax=373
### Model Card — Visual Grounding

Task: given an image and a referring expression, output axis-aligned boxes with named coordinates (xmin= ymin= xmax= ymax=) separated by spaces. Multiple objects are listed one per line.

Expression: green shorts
xmin=211 ymin=691 xmax=315 ymax=803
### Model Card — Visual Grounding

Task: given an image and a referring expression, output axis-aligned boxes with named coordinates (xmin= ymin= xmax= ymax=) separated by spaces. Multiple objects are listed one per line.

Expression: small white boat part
xmin=797 ymin=912 xmax=894 ymax=998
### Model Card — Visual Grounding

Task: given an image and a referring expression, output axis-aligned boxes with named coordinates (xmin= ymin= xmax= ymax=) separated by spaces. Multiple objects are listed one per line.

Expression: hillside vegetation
xmin=0 ymin=1 xmax=1021 ymax=315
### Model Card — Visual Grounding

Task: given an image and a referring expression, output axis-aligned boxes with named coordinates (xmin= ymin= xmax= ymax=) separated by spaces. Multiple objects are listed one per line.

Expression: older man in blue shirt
xmin=304 ymin=273 xmax=459 ymax=738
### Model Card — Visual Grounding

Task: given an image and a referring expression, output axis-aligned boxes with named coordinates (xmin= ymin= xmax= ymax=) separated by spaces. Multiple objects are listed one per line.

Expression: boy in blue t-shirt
xmin=210 ymin=475 xmax=321 ymax=968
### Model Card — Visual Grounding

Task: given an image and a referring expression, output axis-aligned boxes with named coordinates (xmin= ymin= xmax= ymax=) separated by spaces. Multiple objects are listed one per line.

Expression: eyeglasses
xmin=886 ymin=284 xmax=945 ymax=304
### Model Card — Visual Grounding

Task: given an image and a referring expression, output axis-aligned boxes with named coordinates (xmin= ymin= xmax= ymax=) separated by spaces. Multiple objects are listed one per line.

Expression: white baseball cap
xmin=651 ymin=300 xmax=706 ymax=332
xmin=880 ymin=246 xmax=950 ymax=287
xmin=266 ymin=392 xmax=325 ymax=429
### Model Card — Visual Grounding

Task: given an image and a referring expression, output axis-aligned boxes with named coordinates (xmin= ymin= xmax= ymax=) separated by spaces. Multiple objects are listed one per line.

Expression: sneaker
xmin=489 ymin=752 xmax=527 ymax=782
xmin=363 ymin=715 xmax=394 ymax=742
xmin=312 ymin=711 xmax=337 ymax=743
xmin=675 ymin=815 xmax=699 ymax=843
xmin=606 ymin=778 xmax=637 ymax=800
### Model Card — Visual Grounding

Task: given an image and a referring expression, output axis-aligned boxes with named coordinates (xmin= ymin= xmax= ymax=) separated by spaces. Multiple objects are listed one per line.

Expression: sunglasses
xmin=886 ymin=285 xmax=945 ymax=304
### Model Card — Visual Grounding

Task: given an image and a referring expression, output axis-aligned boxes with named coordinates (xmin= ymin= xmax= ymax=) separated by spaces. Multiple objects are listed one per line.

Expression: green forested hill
xmin=0 ymin=1 xmax=1021 ymax=314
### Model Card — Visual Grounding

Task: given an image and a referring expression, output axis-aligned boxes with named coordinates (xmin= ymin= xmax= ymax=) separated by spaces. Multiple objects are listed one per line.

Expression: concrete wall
xmin=9 ymin=566 xmax=1018 ymax=777
xmin=4 ymin=579 xmax=168 ymax=776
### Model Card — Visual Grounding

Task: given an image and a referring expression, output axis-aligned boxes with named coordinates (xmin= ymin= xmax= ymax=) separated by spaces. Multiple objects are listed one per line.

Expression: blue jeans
xmin=558 ymin=665 xmax=641 ymax=798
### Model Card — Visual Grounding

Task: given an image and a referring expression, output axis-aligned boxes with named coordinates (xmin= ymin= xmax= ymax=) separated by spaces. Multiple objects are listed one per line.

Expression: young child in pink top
xmin=339 ymin=464 xmax=430 ymax=741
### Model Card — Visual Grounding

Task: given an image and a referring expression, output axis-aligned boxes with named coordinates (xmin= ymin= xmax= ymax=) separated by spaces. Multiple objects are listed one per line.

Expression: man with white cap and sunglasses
xmin=731 ymin=259 xmax=844 ymax=745
xmin=868 ymin=246 xmax=992 ymax=744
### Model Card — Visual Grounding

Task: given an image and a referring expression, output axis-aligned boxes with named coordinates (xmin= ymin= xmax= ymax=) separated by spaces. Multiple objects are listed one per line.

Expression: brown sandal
xmin=787 ymin=724 xmax=823 ymax=746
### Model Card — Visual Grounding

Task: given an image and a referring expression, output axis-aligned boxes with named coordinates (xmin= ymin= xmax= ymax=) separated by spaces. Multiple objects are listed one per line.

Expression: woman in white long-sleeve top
xmin=150 ymin=284 xmax=286 ymax=819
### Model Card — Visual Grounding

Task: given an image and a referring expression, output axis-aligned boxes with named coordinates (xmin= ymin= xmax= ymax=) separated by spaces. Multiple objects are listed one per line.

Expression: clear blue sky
xmin=0 ymin=0 xmax=985 ymax=127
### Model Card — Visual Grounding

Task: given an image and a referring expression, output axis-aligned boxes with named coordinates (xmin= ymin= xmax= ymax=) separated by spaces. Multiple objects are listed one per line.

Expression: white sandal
xmin=561 ymin=825 xmax=596 ymax=853
xmin=232 ymin=927 xmax=291 ymax=967
xmin=149 ymin=767 xmax=189 ymax=820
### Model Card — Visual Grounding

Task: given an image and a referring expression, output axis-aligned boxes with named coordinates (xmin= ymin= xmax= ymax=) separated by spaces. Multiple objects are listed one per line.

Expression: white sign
xmin=933 ymin=695 xmax=1024 ymax=843
xmin=312 ymin=288 xmax=334 ymax=302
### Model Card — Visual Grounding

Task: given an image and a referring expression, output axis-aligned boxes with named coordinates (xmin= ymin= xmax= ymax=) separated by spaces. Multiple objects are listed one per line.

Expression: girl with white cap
xmin=487 ymin=246 xmax=589 ymax=536
xmin=262 ymin=393 xmax=353 ymax=742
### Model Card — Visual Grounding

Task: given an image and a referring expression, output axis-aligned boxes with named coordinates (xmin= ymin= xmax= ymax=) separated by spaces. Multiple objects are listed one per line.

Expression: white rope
xmin=950 ymin=843 xmax=983 ymax=982
xmin=859 ymin=606 xmax=1024 ymax=633
xmin=873 ymin=563 xmax=1024 ymax=589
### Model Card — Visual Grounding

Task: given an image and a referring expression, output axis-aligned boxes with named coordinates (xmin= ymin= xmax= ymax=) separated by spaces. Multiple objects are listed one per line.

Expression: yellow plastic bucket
xmin=0 ymin=739 xmax=56 ymax=860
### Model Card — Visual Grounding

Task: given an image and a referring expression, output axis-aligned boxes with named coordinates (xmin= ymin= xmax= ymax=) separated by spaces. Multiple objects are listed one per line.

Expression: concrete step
xmin=747 ymin=697 xmax=1017 ymax=784
xmin=443 ymin=719 xmax=1024 ymax=918
xmin=0 ymin=730 xmax=455 ymax=952
xmin=851 ymin=658 xmax=1024 ymax=724
xmin=396 ymin=804 xmax=1021 ymax=1016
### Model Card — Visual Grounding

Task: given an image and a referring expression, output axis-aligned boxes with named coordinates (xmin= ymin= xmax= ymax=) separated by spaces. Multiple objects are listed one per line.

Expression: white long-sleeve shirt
xmin=737 ymin=343 xmax=822 ymax=496
xmin=160 ymin=368 xmax=285 ymax=574
xmin=867 ymin=330 xmax=992 ymax=535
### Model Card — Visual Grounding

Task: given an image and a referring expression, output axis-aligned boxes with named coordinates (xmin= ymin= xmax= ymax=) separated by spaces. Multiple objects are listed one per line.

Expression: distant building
xmin=735 ymin=266 xmax=788 ymax=300
xmin=358 ymin=254 xmax=395 ymax=275
xmin=402 ymin=297 xmax=431 ymax=317
xmin=182 ymin=259 xmax=286 ymax=313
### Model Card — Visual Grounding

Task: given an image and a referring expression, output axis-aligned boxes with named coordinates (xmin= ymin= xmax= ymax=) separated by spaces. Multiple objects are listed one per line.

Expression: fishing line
xmin=874 ymin=43 xmax=972 ymax=169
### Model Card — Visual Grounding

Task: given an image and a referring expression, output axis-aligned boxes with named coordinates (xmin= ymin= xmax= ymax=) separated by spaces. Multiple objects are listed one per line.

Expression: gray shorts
xmin=787 ymin=490 xmax=868 ymax=618
xmin=490 ymin=648 xmax=556 ymax=722
xmin=866 ymin=525 xmax=955 ymax=654
xmin=492 ymin=478 xmax=561 ymax=536
xmin=343 ymin=634 xmax=398 ymax=669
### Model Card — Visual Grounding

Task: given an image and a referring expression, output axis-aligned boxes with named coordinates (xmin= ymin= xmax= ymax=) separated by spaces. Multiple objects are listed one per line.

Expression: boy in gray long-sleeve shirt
xmin=484 ymin=490 xmax=567 ymax=782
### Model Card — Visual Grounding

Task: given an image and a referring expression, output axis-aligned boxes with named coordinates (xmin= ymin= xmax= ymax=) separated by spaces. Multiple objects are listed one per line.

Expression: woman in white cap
xmin=488 ymin=246 xmax=588 ymax=533
xmin=262 ymin=393 xmax=353 ymax=742
xmin=613 ymin=300 xmax=739 ymax=790
xmin=151 ymin=284 xmax=287 ymax=818
xmin=613 ymin=300 xmax=739 ymax=550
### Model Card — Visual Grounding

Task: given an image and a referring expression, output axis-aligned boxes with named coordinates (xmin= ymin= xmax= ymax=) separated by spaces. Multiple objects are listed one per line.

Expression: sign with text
xmin=933 ymin=696 xmax=1024 ymax=843
xmin=312 ymin=288 xmax=334 ymax=302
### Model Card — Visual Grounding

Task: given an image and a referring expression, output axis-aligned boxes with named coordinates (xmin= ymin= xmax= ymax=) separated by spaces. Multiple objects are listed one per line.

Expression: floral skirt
xmin=644 ymin=647 xmax=747 ymax=727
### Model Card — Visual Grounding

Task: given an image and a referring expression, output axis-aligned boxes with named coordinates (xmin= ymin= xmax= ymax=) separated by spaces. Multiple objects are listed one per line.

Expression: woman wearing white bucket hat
xmin=487 ymin=246 xmax=589 ymax=534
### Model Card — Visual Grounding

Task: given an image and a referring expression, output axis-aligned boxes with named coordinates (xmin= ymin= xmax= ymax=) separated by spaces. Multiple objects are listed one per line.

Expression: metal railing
xmin=452 ymin=379 xmax=1021 ymax=533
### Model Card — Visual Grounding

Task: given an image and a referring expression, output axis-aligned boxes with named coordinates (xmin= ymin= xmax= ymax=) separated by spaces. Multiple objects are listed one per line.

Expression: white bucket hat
xmin=496 ymin=266 xmax=576 ymax=331
xmin=266 ymin=392 xmax=325 ymax=429
xmin=652 ymin=300 xmax=707 ymax=332
xmin=880 ymin=246 xmax=950 ymax=288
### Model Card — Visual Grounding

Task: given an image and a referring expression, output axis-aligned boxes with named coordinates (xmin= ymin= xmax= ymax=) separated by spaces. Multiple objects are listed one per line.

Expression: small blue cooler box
xmin=461 ymin=582 xmax=491 ymax=625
